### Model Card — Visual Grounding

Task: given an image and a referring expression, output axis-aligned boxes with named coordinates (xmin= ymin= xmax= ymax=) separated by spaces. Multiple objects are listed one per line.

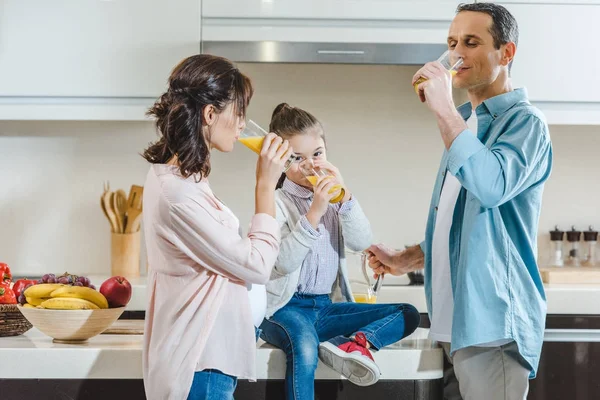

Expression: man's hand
xmin=412 ymin=61 xmax=454 ymax=111
xmin=411 ymin=61 xmax=467 ymax=149
xmin=367 ymin=244 xmax=425 ymax=277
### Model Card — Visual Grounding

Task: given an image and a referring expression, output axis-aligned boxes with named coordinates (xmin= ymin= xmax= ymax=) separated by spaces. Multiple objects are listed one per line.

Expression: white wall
xmin=0 ymin=63 xmax=598 ymax=277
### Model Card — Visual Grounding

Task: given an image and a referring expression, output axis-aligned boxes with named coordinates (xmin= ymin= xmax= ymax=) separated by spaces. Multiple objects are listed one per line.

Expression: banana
xmin=23 ymin=303 xmax=35 ymax=308
xmin=26 ymin=296 xmax=49 ymax=306
xmin=49 ymin=286 xmax=109 ymax=309
xmin=40 ymin=297 xmax=99 ymax=310
xmin=23 ymin=284 xmax=64 ymax=299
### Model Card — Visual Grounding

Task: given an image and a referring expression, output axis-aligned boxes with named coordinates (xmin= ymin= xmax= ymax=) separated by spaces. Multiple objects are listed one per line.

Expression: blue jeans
xmin=259 ymin=293 xmax=420 ymax=400
xmin=187 ymin=369 xmax=237 ymax=400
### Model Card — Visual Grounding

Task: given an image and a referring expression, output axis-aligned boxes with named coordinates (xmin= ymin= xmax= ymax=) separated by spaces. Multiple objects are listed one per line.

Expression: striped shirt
xmin=281 ymin=179 xmax=356 ymax=295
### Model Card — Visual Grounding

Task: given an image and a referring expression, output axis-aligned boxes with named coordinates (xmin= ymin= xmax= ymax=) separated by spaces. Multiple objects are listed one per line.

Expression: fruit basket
xmin=0 ymin=304 xmax=33 ymax=337
xmin=18 ymin=306 xmax=125 ymax=343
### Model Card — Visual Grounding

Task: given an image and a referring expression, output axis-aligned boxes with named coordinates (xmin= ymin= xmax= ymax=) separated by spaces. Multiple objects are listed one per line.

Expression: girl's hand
xmin=305 ymin=176 xmax=338 ymax=228
xmin=312 ymin=159 xmax=351 ymax=203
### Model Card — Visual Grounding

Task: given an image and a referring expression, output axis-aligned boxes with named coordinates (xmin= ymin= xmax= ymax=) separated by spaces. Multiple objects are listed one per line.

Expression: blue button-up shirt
xmin=420 ymin=88 xmax=552 ymax=377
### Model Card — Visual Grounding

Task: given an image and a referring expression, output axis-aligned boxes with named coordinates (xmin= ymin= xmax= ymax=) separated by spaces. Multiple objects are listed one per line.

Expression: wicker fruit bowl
xmin=0 ymin=304 xmax=33 ymax=337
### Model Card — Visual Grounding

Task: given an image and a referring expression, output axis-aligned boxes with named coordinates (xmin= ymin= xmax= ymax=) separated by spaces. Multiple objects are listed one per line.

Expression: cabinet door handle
xmin=545 ymin=329 xmax=600 ymax=342
xmin=317 ymin=50 xmax=366 ymax=55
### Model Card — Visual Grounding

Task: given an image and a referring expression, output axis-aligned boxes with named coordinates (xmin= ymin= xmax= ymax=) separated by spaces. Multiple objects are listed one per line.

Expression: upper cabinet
xmin=203 ymin=0 xmax=462 ymax=21
xmin=1 ymin=0 xmax=599 ymax=124
xmin=498 ymin=3 xmax=600 ymax=123
xmin=201 ymin=0 xmax=460 ymax=66
xmin=0 ymin=0 xmax=200 ymax=119
xmin=501 ymin=3 xmax=600 ymax=103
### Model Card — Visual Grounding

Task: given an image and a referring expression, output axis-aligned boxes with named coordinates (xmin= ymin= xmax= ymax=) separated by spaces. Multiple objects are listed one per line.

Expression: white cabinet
xmin=203 ymin=0 xmax=462 ymax=21
xmin=201 ymin=0 xmax=459 ymax=66
xmin=501 ymin=4 xmax=600 ymax=104
xmin=0 ymin=0 xmax=201 ymax=99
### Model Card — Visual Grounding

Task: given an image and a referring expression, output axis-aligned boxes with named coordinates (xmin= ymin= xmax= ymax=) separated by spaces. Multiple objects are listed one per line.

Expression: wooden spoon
xmin=102 ymin=190 xmax=118 ymax=233
xmin=125 ymin=185 xmax=144 ymax=233
xmin=111 ymin=190 xmax=128 ymax=233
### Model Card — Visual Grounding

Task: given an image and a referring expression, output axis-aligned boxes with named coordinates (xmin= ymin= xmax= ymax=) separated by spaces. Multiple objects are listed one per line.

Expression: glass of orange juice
xmin=299 ymin=160 xmax=345 ymax=204
xmin=238 ymin=119 xmax=295 ymax=171
xmin=413 ymin=49 xmax=464 ymax=94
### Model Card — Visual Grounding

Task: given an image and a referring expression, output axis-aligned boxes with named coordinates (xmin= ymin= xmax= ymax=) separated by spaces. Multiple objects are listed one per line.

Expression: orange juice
xmin=413 ymin=69 xmax=458 ymax=94
xmin=306 ymin=175 xmax=345 ymax=204
xmin=354 ymin=293 xmax=377 ymax=304
xmin=238 ymin=136 xmax=264 ymax=154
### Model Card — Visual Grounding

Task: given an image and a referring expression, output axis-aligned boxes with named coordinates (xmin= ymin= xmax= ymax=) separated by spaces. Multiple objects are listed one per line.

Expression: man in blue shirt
xmin=368 ymin=3 xmax=552 ymax=399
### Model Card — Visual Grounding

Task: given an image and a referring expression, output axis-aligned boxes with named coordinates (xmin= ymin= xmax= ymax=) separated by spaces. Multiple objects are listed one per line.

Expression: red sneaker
xmin=318 ymin=332 xmax=381 ymax=386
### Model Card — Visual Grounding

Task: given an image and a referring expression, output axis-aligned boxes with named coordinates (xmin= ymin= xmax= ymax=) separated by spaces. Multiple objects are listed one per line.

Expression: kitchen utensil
xmin=352 ymin=251 xmax=383 ymax=303
xmin=125 ymin=185 xmax=144 ymax=233
xmin=100 ymin=181 xmax=115 ymax=232
xmin=100 ymin=194 xmax=111 ymax=228
xmin=102 ymin=190 xmax=118 ymax=233
xmin=111 ymin=190 xmax=128 ymax=234
xmin=111 ymin=192 xmax=124 ymax=233
xmin=111 ymin=231 xmax=141 ymax=278
xmin=362 ymin=251 xmax=384 ymax=295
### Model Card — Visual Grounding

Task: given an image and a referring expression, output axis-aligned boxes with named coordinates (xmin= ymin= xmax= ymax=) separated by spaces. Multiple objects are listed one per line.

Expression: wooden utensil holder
xmin=111 ymin=231 xmax=141 ymax=278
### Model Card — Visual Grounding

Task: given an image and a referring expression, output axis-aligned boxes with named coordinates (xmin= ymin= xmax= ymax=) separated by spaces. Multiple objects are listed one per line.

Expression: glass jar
xmin=565 ymin=226 xmax=582 ymax=267
xmin=548 ymin=226 xmax=565 ymax=267
xmin=582 ymin=226 xmax=598 ymax=267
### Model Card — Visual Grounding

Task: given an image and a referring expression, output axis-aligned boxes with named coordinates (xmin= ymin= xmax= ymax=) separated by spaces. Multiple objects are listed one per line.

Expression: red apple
xmin=100 ymin=276 xmax=132 ymax=308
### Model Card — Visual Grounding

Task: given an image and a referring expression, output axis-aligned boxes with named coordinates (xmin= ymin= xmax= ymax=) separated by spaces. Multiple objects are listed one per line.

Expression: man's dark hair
xmin=457 ymin=2 xmax=519 ymax=71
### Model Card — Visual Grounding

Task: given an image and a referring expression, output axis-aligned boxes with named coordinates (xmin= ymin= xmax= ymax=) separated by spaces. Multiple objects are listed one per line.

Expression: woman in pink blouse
xmin=140 ymin=54 xmax=293 ymax=400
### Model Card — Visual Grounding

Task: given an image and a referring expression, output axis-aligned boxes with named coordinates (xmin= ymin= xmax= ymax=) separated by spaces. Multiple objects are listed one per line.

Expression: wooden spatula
xmin=111 ymin=190 xmax=128 ymax=233
xmin=125 ymin=185 xmax=144 ymax=233
xmin=102 ymin=190 xmax=118 ymax=233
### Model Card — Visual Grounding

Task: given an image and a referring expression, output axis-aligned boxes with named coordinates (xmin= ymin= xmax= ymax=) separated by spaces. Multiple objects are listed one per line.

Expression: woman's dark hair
xmin=142 ymin=54 xmax=253 ymax=180
xmin=268 ymin=103 xmax=324 ymax=189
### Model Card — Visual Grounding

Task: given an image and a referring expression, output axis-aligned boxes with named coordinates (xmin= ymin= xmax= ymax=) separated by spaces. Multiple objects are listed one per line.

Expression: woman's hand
xmin=256 ymin=133 xmax=293 ymax=189
xmin=255 ymin=133 xmax=293 ymax=218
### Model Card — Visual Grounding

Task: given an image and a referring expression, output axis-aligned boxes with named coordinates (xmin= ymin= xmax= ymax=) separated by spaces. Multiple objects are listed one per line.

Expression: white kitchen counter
xmin=0 ymin=327 xmax=442 ymax=381
xmin=376 ymin=283 xmax=600 ymax=315
xmin=89 ymin=275 xmax=600 ymax=315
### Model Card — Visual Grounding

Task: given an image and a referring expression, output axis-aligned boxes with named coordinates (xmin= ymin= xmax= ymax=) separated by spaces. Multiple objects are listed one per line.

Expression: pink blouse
xmin=142 ymin=164 xmax=280 ymax=400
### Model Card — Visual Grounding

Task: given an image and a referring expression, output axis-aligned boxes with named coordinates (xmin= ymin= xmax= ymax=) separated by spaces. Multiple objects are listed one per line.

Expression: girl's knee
xmin=401 ymin=304 xmax=421 ymax=336
xmin=290 ymin=336 xmax=319 ymax=367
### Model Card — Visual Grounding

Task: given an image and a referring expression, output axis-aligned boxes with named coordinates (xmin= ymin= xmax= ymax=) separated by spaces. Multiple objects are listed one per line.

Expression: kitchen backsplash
xmin=0 ymin=64 xmax=599 ymax=276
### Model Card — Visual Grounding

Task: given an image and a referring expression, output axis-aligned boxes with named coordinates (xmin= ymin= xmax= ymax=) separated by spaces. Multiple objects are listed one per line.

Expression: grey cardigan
xmin=265 ymin=188 xmax=373 ymax=318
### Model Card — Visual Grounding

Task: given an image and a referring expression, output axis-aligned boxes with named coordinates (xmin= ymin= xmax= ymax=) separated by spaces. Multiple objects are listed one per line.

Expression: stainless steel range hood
xmin=202 ymin=41 xmax=447 ymax=65
xmin=200 ymin=1 xmax=453 ymax=66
